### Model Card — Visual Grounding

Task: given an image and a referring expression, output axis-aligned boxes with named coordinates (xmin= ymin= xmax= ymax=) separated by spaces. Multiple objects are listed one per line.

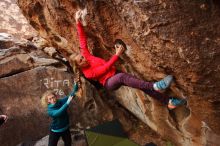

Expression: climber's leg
xmin=105 ymin=73 xmax=183 ymax=109
xmin=153 ymin=75 xmax=173 ymax=91
xmin=168 ymin=97 xmax=187 ymax=109
xmin=105 ymin=72 xmax=154 ymax=91
xmin=144 ymin=89 xmax=170 ymax=105
xmin=61 ymin=129 xmax=72 ymax=146
xmin=48 ymin=131 xmax=60 ymax=146
xmin=105 ymin=73 xmax=173 ymax=92
xmin=145 ymin=90 xmax=186 ymax=109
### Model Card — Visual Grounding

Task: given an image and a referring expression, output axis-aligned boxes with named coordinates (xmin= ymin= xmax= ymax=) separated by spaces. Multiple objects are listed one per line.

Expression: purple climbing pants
xmin=104 ymin=73 xmax=169 ymax=105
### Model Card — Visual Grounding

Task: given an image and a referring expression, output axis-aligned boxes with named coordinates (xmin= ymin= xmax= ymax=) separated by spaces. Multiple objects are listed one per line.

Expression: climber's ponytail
xmin=69 ymin=54 xmax=79 ymax=72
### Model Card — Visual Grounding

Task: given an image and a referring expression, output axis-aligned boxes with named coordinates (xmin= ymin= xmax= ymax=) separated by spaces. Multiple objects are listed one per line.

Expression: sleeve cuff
xmin=77 ymin=21 xmax=82 ymax=27
xmin=66 ymin=98 xmax=71 ymax=105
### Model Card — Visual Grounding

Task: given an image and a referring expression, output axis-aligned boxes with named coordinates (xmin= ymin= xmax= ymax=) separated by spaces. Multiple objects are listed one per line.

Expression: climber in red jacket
xmin=70 ymin=10 xmax=186 ymax=109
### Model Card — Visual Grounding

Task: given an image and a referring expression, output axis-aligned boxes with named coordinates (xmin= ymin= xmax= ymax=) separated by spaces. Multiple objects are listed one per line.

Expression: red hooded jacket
xmin=76 ymin=22 xmax=118 ymax=85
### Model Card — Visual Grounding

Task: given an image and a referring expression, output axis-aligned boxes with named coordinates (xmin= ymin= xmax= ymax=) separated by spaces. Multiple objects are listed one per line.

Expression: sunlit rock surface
xmin=0 ymin=0 xmax=36 ymax=38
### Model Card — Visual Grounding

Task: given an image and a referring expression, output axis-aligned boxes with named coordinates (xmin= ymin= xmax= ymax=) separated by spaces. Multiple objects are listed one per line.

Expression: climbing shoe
xmin=168 ymin=97 xmax=186 ymax=109
xmin=154 ymin=75 xmax=173 ymax=91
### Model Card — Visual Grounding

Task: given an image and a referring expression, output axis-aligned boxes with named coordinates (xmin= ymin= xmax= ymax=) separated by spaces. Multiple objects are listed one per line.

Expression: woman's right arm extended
xmin=47 ymin=102 xmax=69 ymax=118
xmin=48 ymin=83 xmax=78 ymax=117
xmin=76 ymin=21 xmax=91 ymax=56
xmin=47 ymin=96 xmax=74 ymax=118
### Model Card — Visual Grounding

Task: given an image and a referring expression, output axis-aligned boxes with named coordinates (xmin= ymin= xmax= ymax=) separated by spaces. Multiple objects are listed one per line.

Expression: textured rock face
xmin=14 ymin=0 xmax=220 ymax=145
xmin=0 ymin=0 xmax=36 ymax=38
xmin=0 ymin=34 xmax=113 ymax=146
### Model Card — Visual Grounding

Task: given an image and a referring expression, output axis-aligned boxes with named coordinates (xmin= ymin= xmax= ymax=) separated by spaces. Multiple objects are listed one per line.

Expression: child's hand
xmin=73 ymin=83 xmax=79 ymax=92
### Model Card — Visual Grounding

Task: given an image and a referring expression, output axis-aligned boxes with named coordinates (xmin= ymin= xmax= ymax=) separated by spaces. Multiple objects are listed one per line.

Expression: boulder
xmin=16 ymin=0 xmax=220 ymax=145
xmin=0 ymin=34 xmax=113 ymax=146
xmin=0 ymin=0 xmax=36 ymax=39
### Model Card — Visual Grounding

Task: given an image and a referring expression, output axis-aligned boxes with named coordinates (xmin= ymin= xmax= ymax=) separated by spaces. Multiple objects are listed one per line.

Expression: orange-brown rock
xmin=0 ymin=0 xmax=36 ymax=39
xmin=0 ymin=34 xmax=113 ymax=146
xmin=8 ymin=0 xmax=220 ymax=145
